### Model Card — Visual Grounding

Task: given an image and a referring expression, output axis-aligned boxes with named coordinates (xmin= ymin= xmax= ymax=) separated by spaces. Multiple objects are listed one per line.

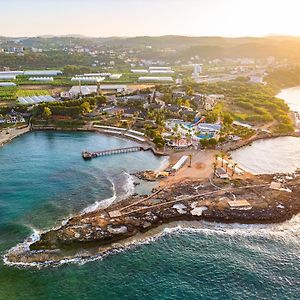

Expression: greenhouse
xmin=17 ymin=95 xmax=56 ymax=105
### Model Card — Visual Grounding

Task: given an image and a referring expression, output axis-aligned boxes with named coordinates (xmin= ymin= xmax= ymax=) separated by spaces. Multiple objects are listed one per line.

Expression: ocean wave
xmin=82 ymin=171 xmax=135 ymax=213
xmin=82 ymin=180 xmax=117 ymax=213
xmin=4 ymin=214 xmax=299 ymax=269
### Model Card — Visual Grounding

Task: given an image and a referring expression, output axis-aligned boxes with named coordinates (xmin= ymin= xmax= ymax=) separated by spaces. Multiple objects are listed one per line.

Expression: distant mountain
xmin=1 ymin=35 xmax=300 ymax=61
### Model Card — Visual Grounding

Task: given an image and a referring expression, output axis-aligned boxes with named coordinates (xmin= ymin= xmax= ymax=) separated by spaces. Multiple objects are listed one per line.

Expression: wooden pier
xmin=82 ymin=145 xmax=150 ymax=159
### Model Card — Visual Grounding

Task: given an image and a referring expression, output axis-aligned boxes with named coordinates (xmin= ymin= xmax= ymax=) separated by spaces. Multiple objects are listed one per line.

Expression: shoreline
xmin=0 ymin=125 xmax=30 ymax=147
xmin=222 ymin=131 xmax=300 ymax=152
xmin=4 ymin=172 xmax=300 ymax=267
xmin=1 ymin=124 xmax=300 ymax=267
xmin=31 ymin=125 xmax=167 ymax=156
xmin=5 ymin=214 xmax=300 ymax=269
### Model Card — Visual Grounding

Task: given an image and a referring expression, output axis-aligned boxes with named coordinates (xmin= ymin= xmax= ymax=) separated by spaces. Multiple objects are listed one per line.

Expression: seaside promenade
xmin=0 ymin=126 xmax=30 ymax=146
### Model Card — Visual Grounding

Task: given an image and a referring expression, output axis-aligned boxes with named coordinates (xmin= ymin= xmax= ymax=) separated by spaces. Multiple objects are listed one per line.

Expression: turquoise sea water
xmin=0 ymin=132 xmax=299 ymax=300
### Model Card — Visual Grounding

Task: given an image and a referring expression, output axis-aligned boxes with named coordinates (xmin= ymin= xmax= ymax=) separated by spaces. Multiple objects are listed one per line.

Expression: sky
xmin=1 ymin=0 xmax=300 ymax=37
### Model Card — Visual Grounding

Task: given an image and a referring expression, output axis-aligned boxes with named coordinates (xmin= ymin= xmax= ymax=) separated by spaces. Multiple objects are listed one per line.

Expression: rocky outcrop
xmin=5 ymin=174 xmax=300 ymax=266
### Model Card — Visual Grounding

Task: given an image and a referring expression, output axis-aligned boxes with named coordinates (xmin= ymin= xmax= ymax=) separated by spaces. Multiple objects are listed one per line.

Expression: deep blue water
xmin=0 ymin=132 xmax=299 ymax=300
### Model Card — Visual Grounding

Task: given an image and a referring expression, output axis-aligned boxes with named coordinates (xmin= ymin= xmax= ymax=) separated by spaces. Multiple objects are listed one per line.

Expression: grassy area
xmin=0 ymin=87 xmax=52 ymax=101
xmin=0 ymin=87 xmax=17 ymax=101
xmin=16 ymin=89 xmax=50 ymax=97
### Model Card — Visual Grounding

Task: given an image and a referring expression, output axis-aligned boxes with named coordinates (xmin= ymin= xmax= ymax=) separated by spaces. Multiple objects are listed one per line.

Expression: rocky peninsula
xmin=5 ymin=171 xmax=300 ymax=266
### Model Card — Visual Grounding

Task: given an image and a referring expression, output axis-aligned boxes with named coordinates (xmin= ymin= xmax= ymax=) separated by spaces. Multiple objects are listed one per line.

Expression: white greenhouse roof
xmin=71 ymin=76 xmax=105 ymax=82
xmin=29 ymin=77 xmax=54 ymax=81
xmin=0 ymin=75 xmax=16 ymax=80
xmin=131 ymin=69 xmax=149 ymax=73
xmin=24 ymin=70 xmax=62 ymax=76
xmin=69 ymin=84 xmax=127 ymax=96
xmin=17 ymin=95 xmax=56 ymax=105
xmin=0 ymin=82 xmax=16 ymax=87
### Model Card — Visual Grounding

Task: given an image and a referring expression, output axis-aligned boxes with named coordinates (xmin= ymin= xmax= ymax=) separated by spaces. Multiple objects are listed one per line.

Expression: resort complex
xmin=0 ymin=27 xmax=300 ymax=299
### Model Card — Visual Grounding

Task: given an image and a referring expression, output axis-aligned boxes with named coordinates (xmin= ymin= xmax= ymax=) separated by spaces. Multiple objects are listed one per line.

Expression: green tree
xmin=80 ymin=101 xmax=91 ymax=114
xmin=43 ymin=107 xmax=52 ymax=120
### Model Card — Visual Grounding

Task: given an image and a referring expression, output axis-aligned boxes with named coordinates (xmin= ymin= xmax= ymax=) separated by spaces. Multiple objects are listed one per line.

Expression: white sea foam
xmin=82 ymin=180 xmax=117 ymax=213
xmin=120 ymin=172 xmax=135 ymax=199
xmin=82 ymin=171 xmax=136 ymax=213
xmin=4 ymin=213 xmax=299 ymax=269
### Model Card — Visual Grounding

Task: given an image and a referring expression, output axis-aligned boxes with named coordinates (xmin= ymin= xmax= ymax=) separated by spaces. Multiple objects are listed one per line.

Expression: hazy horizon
xmin=1 ymin=0 xmax=300 ymax=37
xmin=2 ymin=34 xmax=300 ymax=39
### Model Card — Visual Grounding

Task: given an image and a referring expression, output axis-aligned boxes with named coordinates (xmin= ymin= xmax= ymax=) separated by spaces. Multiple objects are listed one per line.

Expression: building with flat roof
xmin=69 ymin=84 xmax=128 ymax=97
xmin=138 ymin=77 xmax=173 ymax=82
xmin=71 ymin=76 xmax=105 ymax=83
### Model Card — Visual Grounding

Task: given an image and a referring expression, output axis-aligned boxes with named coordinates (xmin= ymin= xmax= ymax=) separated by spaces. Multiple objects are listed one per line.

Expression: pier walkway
xmin=82 ymin=145 xmax=151 ymax=159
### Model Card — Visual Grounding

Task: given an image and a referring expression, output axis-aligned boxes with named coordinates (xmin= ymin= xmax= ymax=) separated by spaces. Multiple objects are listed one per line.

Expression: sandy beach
xmin=0 ymin=126 xmax=30 ymax=147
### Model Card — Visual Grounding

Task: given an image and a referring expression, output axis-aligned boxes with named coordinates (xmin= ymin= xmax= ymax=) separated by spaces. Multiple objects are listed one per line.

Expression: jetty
xmin=82 ymin=145 xmax=152 ymax=159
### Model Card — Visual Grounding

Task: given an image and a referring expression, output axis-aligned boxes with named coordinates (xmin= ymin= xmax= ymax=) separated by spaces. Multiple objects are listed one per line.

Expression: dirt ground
xmin=160 ymin=149 xmax=216 ymax=186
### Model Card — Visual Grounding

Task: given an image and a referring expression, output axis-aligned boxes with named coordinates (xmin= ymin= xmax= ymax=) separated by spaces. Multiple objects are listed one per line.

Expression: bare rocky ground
xmin=6 ymin=172 xmax=300 ymax=266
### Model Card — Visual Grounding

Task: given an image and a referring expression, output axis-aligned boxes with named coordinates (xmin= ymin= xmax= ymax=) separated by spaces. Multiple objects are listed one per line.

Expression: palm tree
xmin=225 ymin=162 xmax=229 ymax=173
xmin=186 ymin=132 xmax=192 ymax=145
xmin=174 ymin=123 xmax=178 ymax=133
xmin=214 ymin=154 xmax=219 ymax=163
xmin=213 ymin=162 xmax=217 ymax=178
xmin=176 ymin=133 xmax=181 ymax=146
xmin=232 ymin=163 xmax=238 ymax=177
xmin=220 ymin=151 xmax=225 ymax=167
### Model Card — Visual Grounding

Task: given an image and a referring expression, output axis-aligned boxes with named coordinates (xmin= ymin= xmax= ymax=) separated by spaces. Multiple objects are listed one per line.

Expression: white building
xmin=149 ymin=66 xmax=172 ymax=71
xmin=29 ymin=77 xmax=54 ymax=82
xmin=176 ymin=78 xmax=183 ymax=85
xmin=149 ymin=70 xmax=174 ymax=74
xmin=69 ymin=84 xmax=127 ymax=97
xmin=131 ymin=69 xmax=149 ymax=73
xmin=109 ymin=74 xmax=122 ymax=80
xmin=249 ymin=75 xmax=264 ymax=84
xmin=193 ymin=64 xmax=202 ymax=76
xmin=138 ymin=77 xmax=173 ymax=82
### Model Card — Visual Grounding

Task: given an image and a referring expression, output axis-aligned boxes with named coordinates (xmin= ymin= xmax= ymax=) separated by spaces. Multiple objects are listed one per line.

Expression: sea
xmin=231 ymin=86 xmax=300 ymax=175
xmin=0 ymin=86 xmax=299 ymax=299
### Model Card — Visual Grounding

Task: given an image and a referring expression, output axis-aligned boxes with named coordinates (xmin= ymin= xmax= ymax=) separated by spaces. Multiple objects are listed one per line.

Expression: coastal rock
xmin=172 ymin=203 xmax=187 ymax=214
xmin=191 ymin=206 xmax=208 ymax=216
xmin=107 ymin=225 xmax=128 ymax=235
xmin=8 ymin=175 xmax=300 ymax=265
xmin=142 ymin=222 xmax=152 ymax=229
